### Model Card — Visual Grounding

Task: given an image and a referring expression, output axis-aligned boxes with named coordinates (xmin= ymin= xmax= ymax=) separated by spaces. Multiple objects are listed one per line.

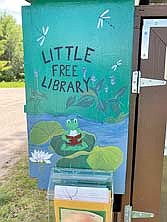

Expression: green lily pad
xmin=50 ymin=132 xmax=95 ymax=156
xmin=87 ymin=146 xmax=123 ymax=171
xmin=56 ymin=155 xmax=90 ymax=169
xmin=30 ymin=121 xmax=64 ymax=145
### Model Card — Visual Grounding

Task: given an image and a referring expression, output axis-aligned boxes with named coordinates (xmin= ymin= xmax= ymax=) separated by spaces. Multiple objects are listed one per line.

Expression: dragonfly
xmin=97 ymin=9 xmax=111 ymax=29
xmin=112 ymin=60 xmax=122 ymax=71
xmin=37 ymin=26 xmax=49 ymax=46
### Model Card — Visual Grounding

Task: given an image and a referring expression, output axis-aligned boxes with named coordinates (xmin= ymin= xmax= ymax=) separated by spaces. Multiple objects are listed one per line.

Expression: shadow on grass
xmin=0 ymin=155 xmax=48 ymax=222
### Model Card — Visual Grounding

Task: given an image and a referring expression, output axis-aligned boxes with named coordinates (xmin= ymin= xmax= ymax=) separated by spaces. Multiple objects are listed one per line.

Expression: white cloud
xmin=0 ymin=0 xmax=30 ymax=24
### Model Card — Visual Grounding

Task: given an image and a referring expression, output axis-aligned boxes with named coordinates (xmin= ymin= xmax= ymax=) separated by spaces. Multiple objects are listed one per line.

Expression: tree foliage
xmin=0 ymin=14 xmax=24 ymax=81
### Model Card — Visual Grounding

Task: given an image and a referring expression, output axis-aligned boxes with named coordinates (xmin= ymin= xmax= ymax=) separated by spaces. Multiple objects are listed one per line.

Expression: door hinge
xmin=132 ymin=71 xmax=166 ymax=94
xmin=124 ymin=205 xmax=154 ymax=222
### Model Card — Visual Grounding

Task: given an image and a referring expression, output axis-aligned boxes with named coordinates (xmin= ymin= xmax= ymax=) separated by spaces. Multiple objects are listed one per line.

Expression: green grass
xmin=160 ymin=157 xmax=167 ymax=222
xmin=0 ymin=82 xmax=25 ymax=88
xmin=0 ymin=156 xmax=49 ymax=222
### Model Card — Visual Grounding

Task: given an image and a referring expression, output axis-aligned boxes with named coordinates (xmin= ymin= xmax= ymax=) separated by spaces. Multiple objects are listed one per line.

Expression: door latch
xmin=132 ymin=71 xmax=166 ymax=93
xmin=124 ymin=205 xmax=154 ymax=222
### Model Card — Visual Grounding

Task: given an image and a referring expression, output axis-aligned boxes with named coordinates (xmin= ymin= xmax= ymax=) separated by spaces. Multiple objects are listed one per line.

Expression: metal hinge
xmin=132 ymin=71 xmax=166 ymax=94
xmin=124 ymin=205 xmax=154 ymax=222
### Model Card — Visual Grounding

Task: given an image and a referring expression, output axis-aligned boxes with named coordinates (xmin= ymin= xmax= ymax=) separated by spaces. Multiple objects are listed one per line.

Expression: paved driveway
xmin=0 ymin=88 xmax=27 ymax=180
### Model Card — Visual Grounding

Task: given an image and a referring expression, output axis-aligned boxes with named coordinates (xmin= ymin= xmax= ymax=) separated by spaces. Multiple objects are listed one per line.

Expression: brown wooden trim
xmin=136 ymin=5 xmax=167 ymax=17
xmin=113 ymin=212 xmax=121 ymax=222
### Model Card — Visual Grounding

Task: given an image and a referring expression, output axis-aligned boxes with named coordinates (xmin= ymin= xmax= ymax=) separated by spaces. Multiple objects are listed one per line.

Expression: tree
xmin=0 ymin=18 xmax=10 ymax=74
xmin=0 ymin=14 xmax=24 ymax=81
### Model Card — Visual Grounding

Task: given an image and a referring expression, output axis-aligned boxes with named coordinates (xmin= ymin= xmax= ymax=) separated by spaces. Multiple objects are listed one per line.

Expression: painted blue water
xmin=27 ymin=113 xmax=128 ymax=194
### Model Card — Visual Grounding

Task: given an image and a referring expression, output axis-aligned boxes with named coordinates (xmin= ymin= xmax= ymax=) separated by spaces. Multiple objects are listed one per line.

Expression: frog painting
xmin=50 ymin=118 xmax=96 ymax=157
xmin=61 ymin=119 xmax=88 ymax=151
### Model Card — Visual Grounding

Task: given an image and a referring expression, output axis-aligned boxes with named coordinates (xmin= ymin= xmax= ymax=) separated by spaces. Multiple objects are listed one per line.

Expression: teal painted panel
xmin=23 ymin=2 xmax=133 ymax=122
xmin=22 ymin=0 xmax=134 ymax=193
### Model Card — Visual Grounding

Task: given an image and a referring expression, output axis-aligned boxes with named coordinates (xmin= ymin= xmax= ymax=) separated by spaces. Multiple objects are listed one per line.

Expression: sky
xmin=0 ymin=0 xmax=139 ymax=25
xmin=0 ymin=0 xmax=30 ymax=24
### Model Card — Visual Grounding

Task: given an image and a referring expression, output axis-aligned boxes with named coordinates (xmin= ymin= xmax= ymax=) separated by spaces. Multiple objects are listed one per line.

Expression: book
xmin=54 ymin=185 xmax=112 ymax=222
xmin=54 ymin=185 xmax=110 ymax=203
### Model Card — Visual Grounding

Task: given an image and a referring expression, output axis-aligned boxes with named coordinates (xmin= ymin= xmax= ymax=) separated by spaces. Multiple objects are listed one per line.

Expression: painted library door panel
xmin=22 ymin=0 xmax=134 ymax=193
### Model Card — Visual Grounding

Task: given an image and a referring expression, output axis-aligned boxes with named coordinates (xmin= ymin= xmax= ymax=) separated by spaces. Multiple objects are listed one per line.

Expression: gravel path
xmin=0 ymin=88 xmax=27 ymax=180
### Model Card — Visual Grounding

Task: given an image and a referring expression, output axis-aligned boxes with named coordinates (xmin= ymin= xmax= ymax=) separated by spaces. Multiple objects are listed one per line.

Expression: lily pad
xmin=56 ymin=155 xmax=90 ymax=169
xmin=50 ymin=133 xmax=95 ymax=156
xmin=30 ymin=121 xmax=64 ymax=145
xmin=87 ymin=146 xmax=123 ymax=171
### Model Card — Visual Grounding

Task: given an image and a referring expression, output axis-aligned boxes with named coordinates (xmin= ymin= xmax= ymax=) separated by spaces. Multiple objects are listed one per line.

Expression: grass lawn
xmin=160 ymin=157 xmax=167 ymax=222
xmin=0 ymin=82 xmax=25 ymax=88
xmin=0 ymin=156 xmax=48 ymax=222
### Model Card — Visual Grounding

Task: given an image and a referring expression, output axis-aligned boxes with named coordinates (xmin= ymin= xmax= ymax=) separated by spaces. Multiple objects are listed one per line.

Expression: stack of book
xmin=54 ymin=185 xmax=113 ymax=222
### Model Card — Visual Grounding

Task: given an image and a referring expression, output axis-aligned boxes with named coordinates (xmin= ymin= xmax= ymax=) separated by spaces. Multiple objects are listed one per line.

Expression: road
xmin=0 ymin=88 xmax=27 ymax=180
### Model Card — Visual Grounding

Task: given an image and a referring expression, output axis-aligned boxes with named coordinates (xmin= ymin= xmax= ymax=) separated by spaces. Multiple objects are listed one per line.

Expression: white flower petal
xmin=30 ymin=157 xmax=37 ymax=163
xmin=30 ymin=150 xmax=53 ymax=164
xmin=31 ymin=152 xmax=37 ymax=160
xmin=45 ymin=153 xmax=53 ymax=159
xmin=44 ymin=160 xmax=51 ymax=164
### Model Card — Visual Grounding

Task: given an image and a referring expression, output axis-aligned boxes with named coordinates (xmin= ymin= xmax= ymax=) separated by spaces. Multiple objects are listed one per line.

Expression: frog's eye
xmin=74 ymin=119 xmax=78 ymax=123
xmin=67 ymin=119 xmax=71 ymax=124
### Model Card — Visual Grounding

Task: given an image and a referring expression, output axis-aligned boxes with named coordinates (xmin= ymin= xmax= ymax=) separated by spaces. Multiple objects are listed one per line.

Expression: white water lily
xmin=29 ymin=150 xmax=53 ymax=164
